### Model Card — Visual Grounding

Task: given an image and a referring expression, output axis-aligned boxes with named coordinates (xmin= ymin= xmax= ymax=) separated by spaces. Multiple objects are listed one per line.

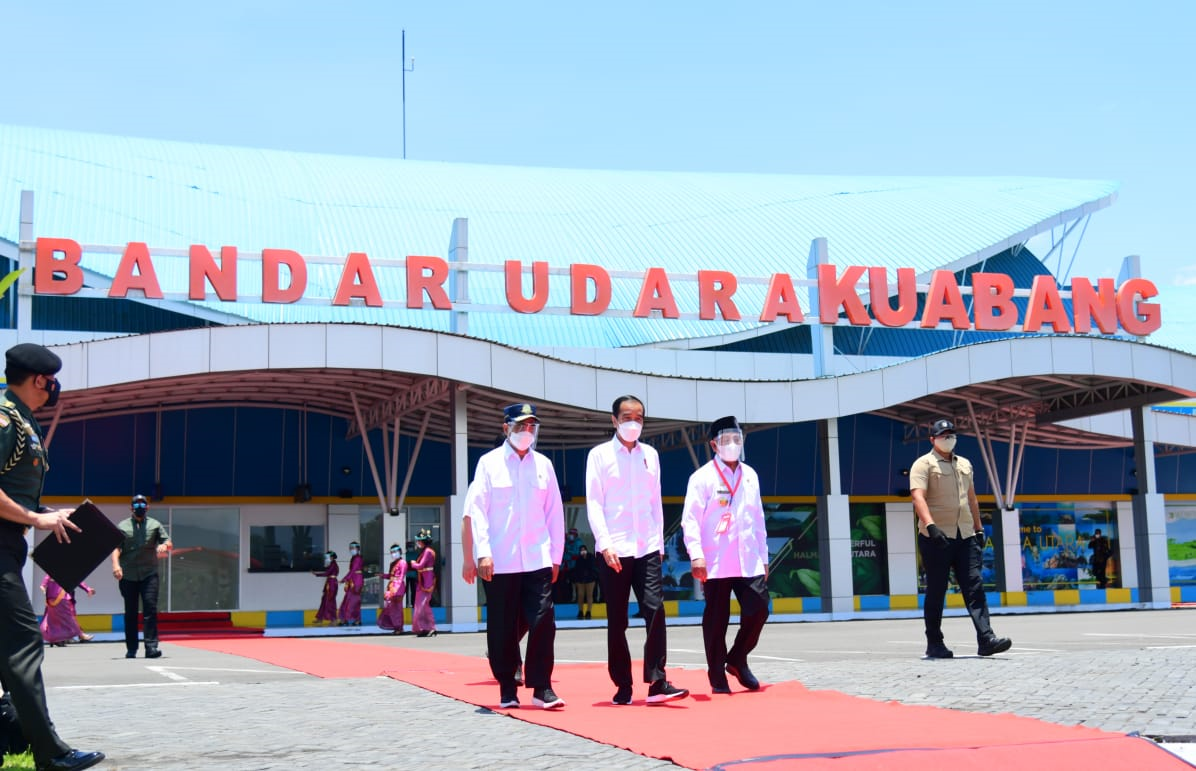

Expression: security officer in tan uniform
xmin=0 ymin=343 xmax=105 ymax=771
xmin=910 ymin=418 xmax=1012 ymax=660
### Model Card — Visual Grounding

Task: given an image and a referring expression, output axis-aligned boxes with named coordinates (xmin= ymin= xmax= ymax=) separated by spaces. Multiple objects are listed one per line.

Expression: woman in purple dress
xmin=338 ymin=541 xmax=365 ymax=626
xmin=311 ymin=551 xmax=339 ymax=625
xmin=40 ymin=576 xmax=94 ymax=646
xmin=409 ymin=533 xmax=437 ymax=637
xmin=377 ymin=543 xmax=408 ymax=634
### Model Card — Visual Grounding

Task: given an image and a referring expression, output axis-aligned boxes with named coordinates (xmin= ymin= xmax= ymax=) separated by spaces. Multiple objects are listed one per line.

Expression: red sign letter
xmin=262 ymin=249 xmax=307 ymax=304
xmin=333 ymin=252 xmax=383 ymax=307
xmin=869 ymin=267 xmax=917 ymax=327
xmin=817 ymin=264 xmax=870 ymax=325
xmin=1023 ymin=275 xmax=1071 ymax=333
xmin=109 ymin=242 xmax=164 ymax=299
xmin=759 ymin=273 xmax=804 ymax=322
xmin=698 ymin=270 xmax=740 ymax=321
xmin=1070 ymin=277 xmax=1118 ymax=334
xmin=920 ymin=270 xmax=969 ymax=329
xmin=971 ymin=272 xmax=1017 ymax=331
xmin=406 ymin=255 xmax=451 ymax=310
xmin=189 ymin=245 xmax=238 ymax=301
xmin=34 ymin=237 xmax=84 ymax=295
xmin=570 ymin=263 xmax=611 ymax=316
xmin=506 ymin=260 xmax=549 ymax=314
xmin=633 ymin=268 xmax=680 ymax=319
xmin=1116 ymin=278 xmax=1161 ymax=336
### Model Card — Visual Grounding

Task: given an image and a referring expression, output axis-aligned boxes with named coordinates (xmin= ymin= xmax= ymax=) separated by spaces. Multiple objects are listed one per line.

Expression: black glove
xmin=974 ymin=531 xmax=987 ymax=549
xmin=926 ymin=523 xmax=950 ymax=546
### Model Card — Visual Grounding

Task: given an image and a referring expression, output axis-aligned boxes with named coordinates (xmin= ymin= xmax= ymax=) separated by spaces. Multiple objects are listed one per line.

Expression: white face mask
xmin=717 ymin=443 xmax=742 ymax=463
xmin=390 ymin=551 xmax=401 ymax=560
xmin=507 ymin=423 xmax=538 ymax=452
xmin=934 ymin=435 xmax=957 ymax=453
xmin=617 ymin=420 xmax=642 ymax=443
xmin=324 ymin=556 xmax=331 ymax=567
xmin=350 ymin=548 xmax=359 ymax=556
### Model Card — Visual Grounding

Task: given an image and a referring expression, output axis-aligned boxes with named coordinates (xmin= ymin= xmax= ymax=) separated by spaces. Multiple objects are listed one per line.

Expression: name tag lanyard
xmin=714 ymin=462 xmax=741 ymax=534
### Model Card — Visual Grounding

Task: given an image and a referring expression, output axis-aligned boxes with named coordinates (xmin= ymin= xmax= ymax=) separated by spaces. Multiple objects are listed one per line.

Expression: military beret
xmin=5 ymin=343 xmax=62 ymax=375
xmin=708 ymin=415 xmax=742 ymax=441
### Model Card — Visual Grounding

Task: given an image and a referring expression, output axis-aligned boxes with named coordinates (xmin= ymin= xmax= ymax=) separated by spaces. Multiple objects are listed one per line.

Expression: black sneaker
xmin=145 ymin=648 xmax=163 ymax=659
xmin=532 ymin=687 xmax=565 ymax=709
xmin=725 ymin=662 xmax=760 ymax=691
xmin=647 ymin=680 xmax=689 ymax=704
xmin=710 ymin=680 xmax=732 ymax=695
xmin=612 ymin=686 xmax=633 ymax=705
xmin=925 ymin=641 xmax=954 ymax=659
xmin=499 ymin=689 xmax=520 ymax=709
xmin=978 ymin=637 xmax=1012 ymax=657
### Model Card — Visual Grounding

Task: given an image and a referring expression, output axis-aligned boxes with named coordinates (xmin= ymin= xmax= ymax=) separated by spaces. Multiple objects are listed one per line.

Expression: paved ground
xmin=37 ymin=608 xmax=1196 ymax=769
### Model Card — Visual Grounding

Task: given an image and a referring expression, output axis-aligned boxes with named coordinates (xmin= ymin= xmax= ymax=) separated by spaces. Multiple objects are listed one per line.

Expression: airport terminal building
xmin=2 ymin=124 xmax=1194 ymax=633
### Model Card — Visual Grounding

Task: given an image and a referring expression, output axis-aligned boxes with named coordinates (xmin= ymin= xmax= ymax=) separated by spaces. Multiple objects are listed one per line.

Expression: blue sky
xmin=4 ymin=1 xmax=1192 ymax=284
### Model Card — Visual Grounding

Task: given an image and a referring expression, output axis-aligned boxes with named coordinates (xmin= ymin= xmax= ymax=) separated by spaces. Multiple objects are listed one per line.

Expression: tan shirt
xmin=909 ymin=449 xmax=977 ymax=538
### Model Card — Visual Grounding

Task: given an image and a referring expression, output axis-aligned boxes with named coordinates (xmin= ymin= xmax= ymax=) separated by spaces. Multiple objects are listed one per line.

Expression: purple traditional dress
xmin=377 ymin=556 xmax=408 ymax=633
xmin=312 ymin=557 xmax=340 ymax=624
xmin=338 ymin=552 xmax=365 ymax=625
xmin=40 ymin=576 xmax=90 ymax=645
xmin=410 ymin=543 xmax=437 ymax=636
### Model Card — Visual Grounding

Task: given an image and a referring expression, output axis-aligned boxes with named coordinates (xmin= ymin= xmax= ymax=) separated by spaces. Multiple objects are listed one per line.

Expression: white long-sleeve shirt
xmin=585 ymin=435 xmax=664 ymax=558
xmin=680 ymin=457 xmax=768 ymax=579
xmin=465 ymin=442 xmax=564 ymax=574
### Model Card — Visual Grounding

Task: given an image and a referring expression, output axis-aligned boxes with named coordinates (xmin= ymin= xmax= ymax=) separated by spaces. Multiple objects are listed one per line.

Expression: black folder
xmin=31 ymin=501 xmax=123 ymax=593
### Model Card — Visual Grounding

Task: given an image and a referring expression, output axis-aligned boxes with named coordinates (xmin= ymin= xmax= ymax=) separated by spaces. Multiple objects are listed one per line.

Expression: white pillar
xmin=997 ymin=508 xmax=1023 ymax=593
xmin=1115 ymin=500 xmax=1138 ymax=588
xmin=447 ymin=389 xmax=480 ymax=630
xmin=1130 ymin=406 xmax=1170 ymax=608
xmin=816 ymin=418 xmax=853 ymax=615
xmin=885 ymin=502 xmax=918 ymax=595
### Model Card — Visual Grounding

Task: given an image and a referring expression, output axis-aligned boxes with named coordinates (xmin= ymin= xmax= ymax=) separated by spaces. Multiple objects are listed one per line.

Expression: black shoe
xmin=513 ymin=665 xmax=523 ymax=687
xmin=37 ymin=749 xmax=105 ymax=771
xmin=499 ymin=688 xmax=520 ymax=709
xmin=145 ymin=648 xmax=162 ymax=659
xmin=611 ymin=686 xmax=632 ymax=705
xmin=532 ymin=687 xmax=565 ymax=709
xmin=125 ymin=650 xmax=137 ymax=659
xmin=647 ymin=679 xmax=689 ymax=704
xmin=710 ymin=680 xmax=732 ymax=695
xmin=978 ymin=637 xmax=1012 ymax=657
xmin=925 ymin=642 xmax=954 ymax=659
xmin=584 ymin=611 xmax=591 ymax=620
xmin=725 ymin=662 xmax=760 ymax=691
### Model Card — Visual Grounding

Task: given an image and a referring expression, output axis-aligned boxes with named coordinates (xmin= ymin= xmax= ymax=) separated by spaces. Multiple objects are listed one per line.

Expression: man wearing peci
xmin=466 ymin=402 xmax=566 ymax=710
xmin=586 ymin=394 xmax=688 ymax=705
xmin=910 ymin=418 xmax=1012 ymax=659
xmin=0 ymin=343 xmax=105 ymax=771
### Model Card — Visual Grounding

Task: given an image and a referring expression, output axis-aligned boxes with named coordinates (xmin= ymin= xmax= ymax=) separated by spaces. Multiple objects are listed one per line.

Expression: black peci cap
xmin=708 ymin=415 xmax=741 ymax=441
xmin=5 ymin=343 xmax=62 ymax=376
xmin=930 ymin=419 xmax=956 ymax=437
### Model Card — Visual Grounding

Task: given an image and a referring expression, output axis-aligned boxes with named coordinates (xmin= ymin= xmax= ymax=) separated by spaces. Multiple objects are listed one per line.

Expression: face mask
xmin=133 ymin=505 xmax=148 ymax=518
xmin=390 ymin=551 xmax=401 ymax=559
xmin=717 ymin=443 xmax=742 ymax=463
xmin=934 ymin=435 xmax=957 ymax=453
xmin=617 ymin=420 xmax=642 ymax=443
xmin=324 ymin=556 xmax=331 ymax=567
xmin=350 ymin=548 xmax=359 ymax=556
xmin=507 ymin=424 xmax=537 ymax=452
xmin=44 ymin=377 xmax=61 ymax=408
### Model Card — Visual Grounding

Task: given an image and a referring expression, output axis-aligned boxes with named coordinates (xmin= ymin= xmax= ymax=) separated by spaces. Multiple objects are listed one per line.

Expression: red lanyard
xmin=713 ymin=462 xmax=740 ymax=534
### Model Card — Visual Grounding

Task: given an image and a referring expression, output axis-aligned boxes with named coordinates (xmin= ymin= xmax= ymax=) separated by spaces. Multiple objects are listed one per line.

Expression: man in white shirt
xmin=586 ymin=395 xmax=688 ymax=706
xmin=681 ymin=415 xmax=770 ymax=694
xmin=466 ymin=403 xmax=566 ymax=710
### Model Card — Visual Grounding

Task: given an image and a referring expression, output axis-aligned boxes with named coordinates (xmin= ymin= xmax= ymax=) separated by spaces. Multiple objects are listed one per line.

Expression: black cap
xmin=131 ymin=494 xmax=148 ymax=505
xmin=930 ymin=419 xmax=956 ymax=437
xmin=5 ymin=343 xmax=62 ymax=376
xmin=503 ymin=403 xmax=538 ymax=423
xmin=708 ymin=415 xmax=741 ymax=441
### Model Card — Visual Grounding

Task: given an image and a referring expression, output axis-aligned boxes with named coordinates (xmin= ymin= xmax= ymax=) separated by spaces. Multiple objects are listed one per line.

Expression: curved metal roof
xmin=0 ymin=124 xmax=1118 ymax=349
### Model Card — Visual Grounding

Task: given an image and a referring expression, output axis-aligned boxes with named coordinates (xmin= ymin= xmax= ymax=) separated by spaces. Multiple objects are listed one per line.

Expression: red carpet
xmin=174 ymin=638 xmax=1191 ymax=770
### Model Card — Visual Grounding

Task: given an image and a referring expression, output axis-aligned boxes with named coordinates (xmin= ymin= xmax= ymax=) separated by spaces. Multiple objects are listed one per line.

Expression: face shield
xmin=713 ymin=428 xmax=744 ymax=463
xmin=506 ymin=420 xmax=540 ymax=452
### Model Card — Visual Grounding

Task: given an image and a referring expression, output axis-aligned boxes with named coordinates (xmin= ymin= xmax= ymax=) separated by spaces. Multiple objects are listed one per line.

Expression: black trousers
xmin=482 ymin=567 xmax=555 ymax=692
xmin=919 ymin=533 xmax=994 ymax=644
xmin=119 ymin=573 xmax=161 ymax=653
xmin=0 ymin=552 xmax=71 ymax=765
xmin=598 ymin=552 xmax=667 ymax=687
xmin=701 ymin=574 xmax=770 ymax=685
xmin=1092 ymin=557 xmax=1109 ymax=588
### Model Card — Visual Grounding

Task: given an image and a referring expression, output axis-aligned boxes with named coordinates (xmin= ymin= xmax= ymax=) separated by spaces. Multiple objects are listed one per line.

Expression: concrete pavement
xmin=36 ymin=608 xmax=1196 ymax=769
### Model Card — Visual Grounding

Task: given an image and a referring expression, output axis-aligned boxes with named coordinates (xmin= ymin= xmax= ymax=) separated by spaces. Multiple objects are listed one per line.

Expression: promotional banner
xmin=1165 ymin=505 xmax=1196 ymax=585
xmin=1019 ymin=503 xmax=1118 ymax=590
